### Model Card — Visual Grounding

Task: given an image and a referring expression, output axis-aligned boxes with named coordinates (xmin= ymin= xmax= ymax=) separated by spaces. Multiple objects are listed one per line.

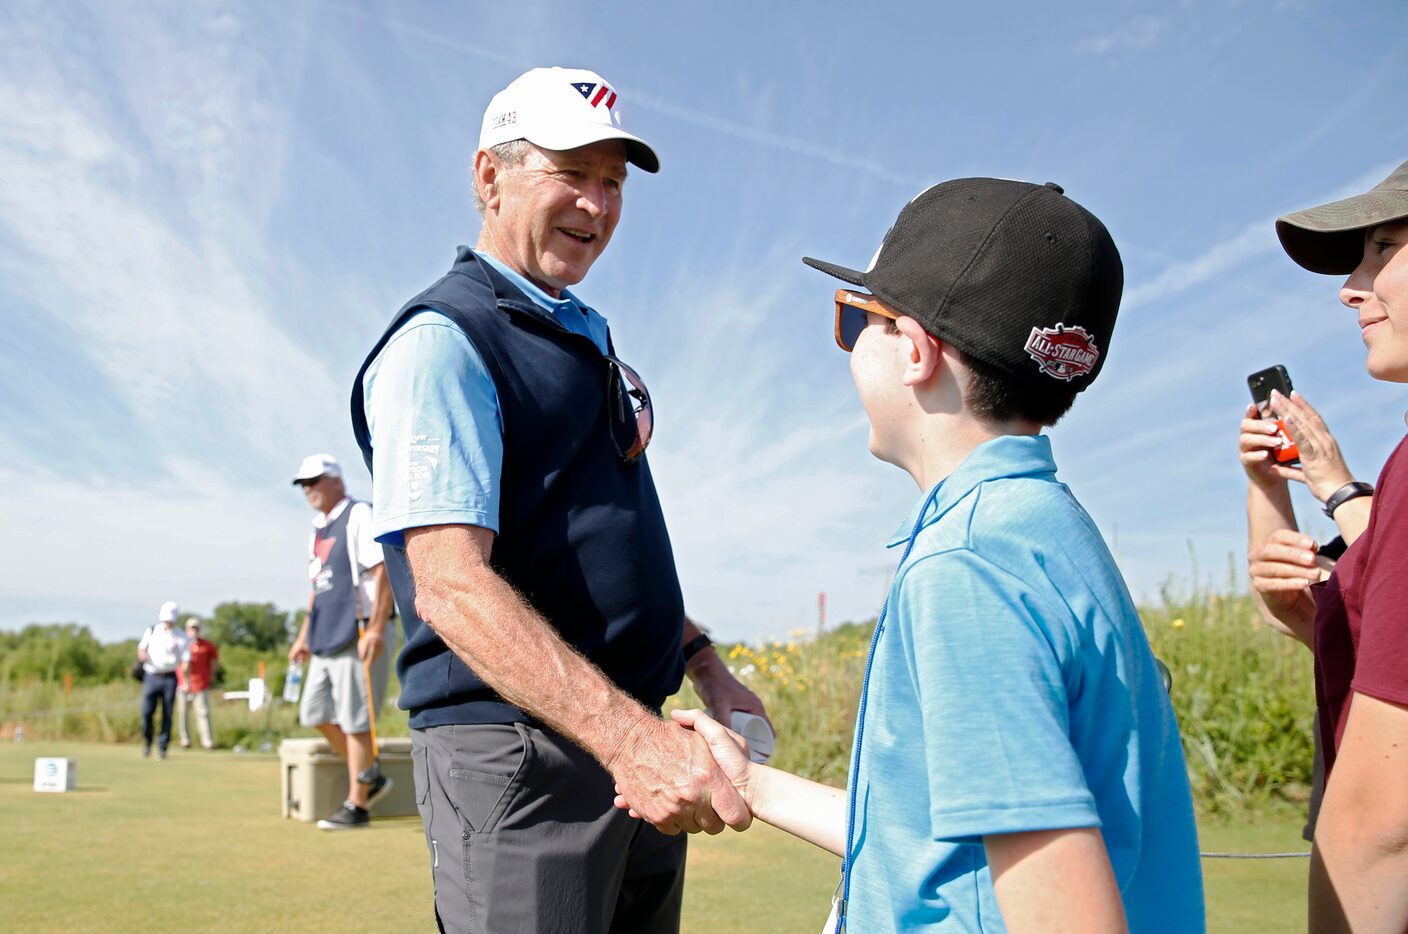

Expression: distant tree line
xmin=0 ymin=602 xmax=307 ymax=686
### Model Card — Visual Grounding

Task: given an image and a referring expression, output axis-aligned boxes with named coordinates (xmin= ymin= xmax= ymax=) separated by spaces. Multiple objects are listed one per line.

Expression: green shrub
xmin=1143 ymin=591 xmax=1315 ymax=816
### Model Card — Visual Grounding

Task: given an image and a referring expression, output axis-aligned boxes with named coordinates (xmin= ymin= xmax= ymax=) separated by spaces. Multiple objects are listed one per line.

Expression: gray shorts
xmin=298 ymin=643 xmax=390 ymax=734
xmin=411 ymin=722 xmax=686 ymax=934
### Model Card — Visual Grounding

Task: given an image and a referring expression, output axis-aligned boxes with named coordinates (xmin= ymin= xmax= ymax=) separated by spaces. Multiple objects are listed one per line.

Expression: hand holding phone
xmin=1247 ymin=365 xmax=1301 ymax=466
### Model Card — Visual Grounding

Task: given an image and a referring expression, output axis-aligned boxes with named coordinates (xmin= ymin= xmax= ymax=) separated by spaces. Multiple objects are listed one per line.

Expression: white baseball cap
xmin=479 ymin=67 xmax=660 ymax=173
xmin=292 ymin=453 xmax=342 ymax=485
xmin=158 ymin=601 xmax=181 ymax=623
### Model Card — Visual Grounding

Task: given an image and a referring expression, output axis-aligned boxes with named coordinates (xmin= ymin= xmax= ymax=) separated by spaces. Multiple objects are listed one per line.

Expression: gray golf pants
xmin=411 ymin=722 xmax=687 ymax=934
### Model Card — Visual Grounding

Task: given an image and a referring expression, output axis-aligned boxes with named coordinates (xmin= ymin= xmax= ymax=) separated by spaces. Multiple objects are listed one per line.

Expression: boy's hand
xmin=611 ymin=709 xmax=756 ymax=826
xmin=605 ymin=716 xmax=751 ymax=835
xmin=672 ymin=708 xmax=754 ymax=801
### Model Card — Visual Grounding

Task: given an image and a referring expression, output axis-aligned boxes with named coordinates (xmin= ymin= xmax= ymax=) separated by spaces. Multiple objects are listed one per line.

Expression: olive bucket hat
xmin=1276 ymin=159 xmax=1408 ymax=275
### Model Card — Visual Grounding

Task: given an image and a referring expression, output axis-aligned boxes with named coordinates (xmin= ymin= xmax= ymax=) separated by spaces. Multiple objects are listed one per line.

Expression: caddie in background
xmin=287 ymin=453 xmax=396 ymax=831
xmin=350 ymin=66 xmax=768 ymax=932
xmin=659 ymin=179 xmax=1206 ymax=932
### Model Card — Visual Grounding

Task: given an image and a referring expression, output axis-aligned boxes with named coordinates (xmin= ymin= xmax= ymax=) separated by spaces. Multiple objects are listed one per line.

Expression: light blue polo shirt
xmin=361 ymin=252 xmax=610 ymax=546
xmin=847 ymin=434 xmax=1204 ymax=933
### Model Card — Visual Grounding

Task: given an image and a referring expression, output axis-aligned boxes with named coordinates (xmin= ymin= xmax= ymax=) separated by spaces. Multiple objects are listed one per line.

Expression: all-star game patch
xmin=1023 ymin=323 xmax=1100 ymax=381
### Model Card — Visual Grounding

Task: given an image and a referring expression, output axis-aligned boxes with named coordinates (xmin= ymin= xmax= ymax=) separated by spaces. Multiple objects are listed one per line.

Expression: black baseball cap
xmin=804 ymin=178 xmax=1124 ymax=392
xmin=1276 ymin=159 xmax=1408 ymax=275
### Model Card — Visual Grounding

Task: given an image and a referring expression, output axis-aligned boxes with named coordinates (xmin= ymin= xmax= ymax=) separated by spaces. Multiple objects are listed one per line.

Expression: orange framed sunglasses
xmin=834 ymin=289 xmax=901 ymax=352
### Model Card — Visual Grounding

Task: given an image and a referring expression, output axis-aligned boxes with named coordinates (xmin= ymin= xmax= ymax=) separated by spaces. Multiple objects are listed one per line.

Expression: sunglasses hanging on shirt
xmin=606 ymin=354 xmax=653 ymax=464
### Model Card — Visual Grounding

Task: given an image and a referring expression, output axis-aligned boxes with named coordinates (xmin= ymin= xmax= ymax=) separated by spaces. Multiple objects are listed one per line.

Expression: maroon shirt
xmin=1313 ymin=434 xmax=1408 ymax=773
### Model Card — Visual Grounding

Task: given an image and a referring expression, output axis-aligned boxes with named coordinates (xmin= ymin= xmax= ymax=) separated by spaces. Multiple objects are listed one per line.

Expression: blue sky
xmin=1 ymin=0 xmax=1405 ymax=643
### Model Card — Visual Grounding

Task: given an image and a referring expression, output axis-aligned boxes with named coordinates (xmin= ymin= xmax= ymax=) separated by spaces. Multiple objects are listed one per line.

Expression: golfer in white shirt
xmin=137 ymin=601 xmax=189 ymax=760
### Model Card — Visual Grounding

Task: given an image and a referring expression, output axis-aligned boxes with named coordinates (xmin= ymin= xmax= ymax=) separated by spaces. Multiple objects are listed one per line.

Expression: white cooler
xmin=278 ymin=736 xmax=417 ymax=821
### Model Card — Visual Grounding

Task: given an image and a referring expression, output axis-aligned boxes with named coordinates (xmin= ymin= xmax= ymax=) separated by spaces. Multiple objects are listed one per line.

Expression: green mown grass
xmin=3 ymin=741 xmax=1308 ymax=932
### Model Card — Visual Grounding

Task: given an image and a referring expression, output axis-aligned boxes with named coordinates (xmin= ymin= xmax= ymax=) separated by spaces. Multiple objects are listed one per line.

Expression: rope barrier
xmin=1201 ymin=851 xmax=1310 ymax=859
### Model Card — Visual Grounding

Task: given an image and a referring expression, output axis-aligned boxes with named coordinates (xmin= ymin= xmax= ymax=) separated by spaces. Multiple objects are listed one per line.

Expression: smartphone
xmin=1246 ymin=365 xmax=1300 ymax=465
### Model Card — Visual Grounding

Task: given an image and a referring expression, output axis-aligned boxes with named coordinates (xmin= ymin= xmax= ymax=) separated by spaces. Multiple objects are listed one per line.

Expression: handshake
xmin=608 ymin=709 xmax=775 ymax=837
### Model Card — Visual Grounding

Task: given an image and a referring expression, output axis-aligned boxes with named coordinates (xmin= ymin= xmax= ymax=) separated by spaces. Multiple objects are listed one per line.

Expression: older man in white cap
xmin=288 ymin=453 xmax=395 ymax=830
xmin=137 ymin=600 xmax=188 ymax=759
xmin=350 ymin=67 xmax=769 ymax=931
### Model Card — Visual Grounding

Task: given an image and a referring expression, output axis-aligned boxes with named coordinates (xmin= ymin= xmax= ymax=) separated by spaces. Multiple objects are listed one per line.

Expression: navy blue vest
xmin=350 ymin=247 xmax=686 ymax=728
xmin=308 ymin=502 xmax=360 ymax=656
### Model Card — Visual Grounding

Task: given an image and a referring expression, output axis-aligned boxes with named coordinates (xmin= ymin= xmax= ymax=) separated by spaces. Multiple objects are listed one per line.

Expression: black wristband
xmin=682 ymin=633 xmax=713 ymax=664
xmin=1323 ymin=481 xmax=1373 ymax=518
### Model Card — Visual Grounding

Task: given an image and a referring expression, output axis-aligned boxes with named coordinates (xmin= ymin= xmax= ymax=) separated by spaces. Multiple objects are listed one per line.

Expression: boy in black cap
xmin=651 ymin=180 xmax=1205 ymax=932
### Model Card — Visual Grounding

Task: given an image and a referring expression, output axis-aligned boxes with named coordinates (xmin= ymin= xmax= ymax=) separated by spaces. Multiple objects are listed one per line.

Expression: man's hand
xmin=358 ymin=627 xmax=384 ymax=663
xmin=686 ymin=651 xmax=772 ymax=730
xmin=288 ymin=637 xmax=309 ymax=666
xmin=605 ymin=716 xmax=751 ymax=836
xmin=670 ymin=708 xmax=754 ymax=802
xmin=1248 ymin=528 xmax=1321 ymax=643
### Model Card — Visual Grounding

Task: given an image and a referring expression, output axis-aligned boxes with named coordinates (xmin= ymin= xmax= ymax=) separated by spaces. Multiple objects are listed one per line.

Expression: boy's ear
xmin=895 ymin=316 xmax=944 ymax=387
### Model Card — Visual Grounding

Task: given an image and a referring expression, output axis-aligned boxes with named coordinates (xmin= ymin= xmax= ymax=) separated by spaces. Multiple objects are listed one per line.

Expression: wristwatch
xmin=1322 ymin=481 xmax=1373 ymax=518
xmin=682 ymin=633 xmax=713 ymax=664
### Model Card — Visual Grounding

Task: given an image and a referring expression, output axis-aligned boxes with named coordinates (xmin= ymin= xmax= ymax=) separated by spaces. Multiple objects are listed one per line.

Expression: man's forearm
xmin=682 ymin=615 xmax=720 ymax=681
xmin=412 ymin=552 xmax=653 ymax=767
xmin=367 ymin=564 xmax=393 ymax=634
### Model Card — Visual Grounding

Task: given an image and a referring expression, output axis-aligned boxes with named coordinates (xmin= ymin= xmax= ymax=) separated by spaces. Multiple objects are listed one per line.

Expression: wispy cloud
xmin=1074 ymin=16 xmax=1166 ymax=56
xmin=0 ymin=3 xmax=340 ymax=475
xmin=315 ymin=1 xmax=928 ymax=190
xmin=0 ymin=458 xmax=303 ymax=632
xmin=0 ymin=2 xmax=348 ymax=636
xmin=627 ymin=92 xmax=930 ymax=189
xmin=1122 ymin=221 xmax=1276 ymax=311
xmin=1122 ymin=160 xmax=1400 ymax=311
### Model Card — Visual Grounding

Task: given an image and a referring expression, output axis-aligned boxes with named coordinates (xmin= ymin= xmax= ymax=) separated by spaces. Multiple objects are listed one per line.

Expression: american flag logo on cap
xmin=572 ymin=81 xmax=617 ymax=110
